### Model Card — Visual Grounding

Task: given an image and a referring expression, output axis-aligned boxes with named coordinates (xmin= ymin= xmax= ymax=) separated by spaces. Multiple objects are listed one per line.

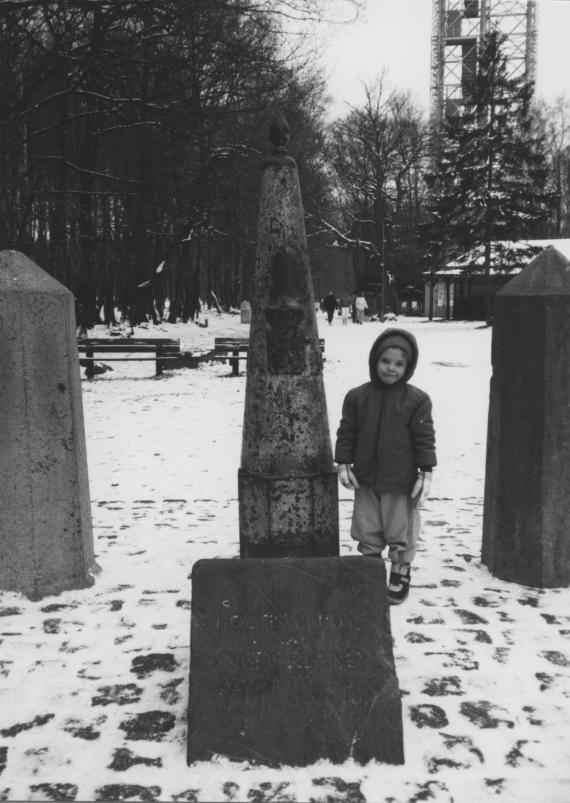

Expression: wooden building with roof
xmin=423 ymin=239 xmax=570 ymax=320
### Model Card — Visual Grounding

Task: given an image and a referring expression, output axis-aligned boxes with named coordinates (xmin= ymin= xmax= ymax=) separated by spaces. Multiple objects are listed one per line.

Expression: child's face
xmin=376 ymin=347 xmax=408 ymax=384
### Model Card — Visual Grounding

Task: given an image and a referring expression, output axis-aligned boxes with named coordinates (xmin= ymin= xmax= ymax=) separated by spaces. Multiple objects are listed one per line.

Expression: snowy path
xmin=0 ymin=315 xmax=569 ymax=802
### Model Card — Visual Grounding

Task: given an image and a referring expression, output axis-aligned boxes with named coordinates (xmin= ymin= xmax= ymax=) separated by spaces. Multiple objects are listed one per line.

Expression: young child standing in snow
xmin=334 ymin=329 xmax=436 ymax=604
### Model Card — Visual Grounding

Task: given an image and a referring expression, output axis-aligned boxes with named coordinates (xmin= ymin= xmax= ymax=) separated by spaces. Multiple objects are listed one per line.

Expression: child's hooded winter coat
xmin=334 ymin=328 xmax=436 ymax=494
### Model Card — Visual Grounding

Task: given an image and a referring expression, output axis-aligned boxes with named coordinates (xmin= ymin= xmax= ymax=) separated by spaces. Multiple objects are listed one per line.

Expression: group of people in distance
xmin=319 ymin=290 xmax=369 ymax=325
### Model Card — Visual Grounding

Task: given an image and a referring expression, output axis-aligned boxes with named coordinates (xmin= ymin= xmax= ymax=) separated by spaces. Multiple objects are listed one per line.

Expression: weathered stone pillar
xmin=0 ymin=251 xmax=96 ymax=599
xmin=482 ymin=245 xmax=570 ymax=588
xmin=238 ymin=116 xmax=338 ymax=558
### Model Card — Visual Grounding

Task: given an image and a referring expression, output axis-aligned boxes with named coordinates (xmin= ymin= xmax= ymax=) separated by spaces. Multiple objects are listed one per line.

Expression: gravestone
xmin=187 ymin=118 xmax=404 ymax=767
xmin=482 ymin=245 xmax=570 ymax=587
xmin=187 ymin=557 xmax=403 ymax=766
xmin=240 ymin=300 xmax=251 ymax=324
xmin=0 ymin=250 xmax=96 ymax=599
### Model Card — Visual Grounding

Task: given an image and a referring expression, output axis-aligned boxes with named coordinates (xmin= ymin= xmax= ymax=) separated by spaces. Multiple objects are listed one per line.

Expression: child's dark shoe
xmin=388 ymin=563 xmax=411 ymax=605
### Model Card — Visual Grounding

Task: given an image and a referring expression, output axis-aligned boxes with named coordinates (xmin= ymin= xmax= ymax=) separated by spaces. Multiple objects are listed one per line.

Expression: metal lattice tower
xmin=430 ymin=0 xmax=537 ymax=162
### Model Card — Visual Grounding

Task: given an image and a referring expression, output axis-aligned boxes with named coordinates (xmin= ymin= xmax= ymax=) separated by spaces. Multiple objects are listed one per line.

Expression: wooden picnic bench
xmin=213 ymin=336 xmax=325 ymax=376
xmin=77 ymin=337 xmax=181 ymax=378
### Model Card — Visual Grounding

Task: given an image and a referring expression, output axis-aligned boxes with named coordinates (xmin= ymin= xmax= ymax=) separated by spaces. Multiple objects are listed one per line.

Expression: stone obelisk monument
xmin=0 ymin=250 xmax=96 ymax=600
xmin=238 ymin=115 xmax=338 ymax=558
xmin=482 ymin=245 xmax=570 ymax=588
xmin=187 ymin=119 xmax=403 ymax=767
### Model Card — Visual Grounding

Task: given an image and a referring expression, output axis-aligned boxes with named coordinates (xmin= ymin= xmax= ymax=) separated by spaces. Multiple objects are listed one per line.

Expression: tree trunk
xmin=50 ymin=87 xmax=69 ymax=287
xmin=77 ymin=9 xmax=103 ymax=330
xmin=130 ymin=10 xmax=152 ymax=325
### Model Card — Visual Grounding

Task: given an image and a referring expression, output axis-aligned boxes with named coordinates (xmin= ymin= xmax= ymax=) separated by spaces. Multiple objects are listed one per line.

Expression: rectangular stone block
xmin=238 ymin=469 xmax=338 ymax=557
xmin=187 ymin=556 xmax=404 ymax=766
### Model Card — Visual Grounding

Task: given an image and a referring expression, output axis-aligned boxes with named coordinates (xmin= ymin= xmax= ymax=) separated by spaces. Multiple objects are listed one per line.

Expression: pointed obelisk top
xmin=498 ymin=245 xmax=570 ymax=296
xmin=265 ymin=113 xmax=295 ymax=167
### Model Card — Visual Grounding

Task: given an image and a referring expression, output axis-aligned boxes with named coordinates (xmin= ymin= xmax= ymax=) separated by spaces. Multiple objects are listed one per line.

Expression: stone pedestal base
xmin=187 ymin=556 xmax=404 ymax=766
xmin=238 ymin=469 xmax=338 ymax=558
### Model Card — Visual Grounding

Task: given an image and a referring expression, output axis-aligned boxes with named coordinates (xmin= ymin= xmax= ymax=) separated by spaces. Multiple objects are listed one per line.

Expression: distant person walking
xmin=354 ymin=292 xmax=368 ymax=324
xmin=340 ymin=292 xmax=351 ymax=325
xmin=334 ymin=329 xmax=437 ymax=604
xmin=323 ymin=290 xmax=338 ymax=325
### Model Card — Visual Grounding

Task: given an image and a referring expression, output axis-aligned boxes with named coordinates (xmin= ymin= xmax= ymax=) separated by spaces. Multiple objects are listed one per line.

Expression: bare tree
xmin=537 ymin=94 xmax=570 ymax=238
xmin=324 ymin=76 xmax=429 ymax=308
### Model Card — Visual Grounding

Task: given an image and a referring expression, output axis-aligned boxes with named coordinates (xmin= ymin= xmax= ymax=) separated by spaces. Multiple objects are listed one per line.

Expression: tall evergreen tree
xmin=426 ymin=29 xmax=555 ymax=322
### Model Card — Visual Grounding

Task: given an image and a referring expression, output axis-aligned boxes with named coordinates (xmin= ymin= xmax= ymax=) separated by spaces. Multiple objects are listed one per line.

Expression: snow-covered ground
xmin=1 ymin=313 xmax=569 ymax=803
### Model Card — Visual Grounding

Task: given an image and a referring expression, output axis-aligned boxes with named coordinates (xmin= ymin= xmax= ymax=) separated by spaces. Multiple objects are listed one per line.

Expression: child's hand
xmin=338 ymin=464 xmax=359 ymax=490
xmin=411 ymin=471 xmax=432 ymax=507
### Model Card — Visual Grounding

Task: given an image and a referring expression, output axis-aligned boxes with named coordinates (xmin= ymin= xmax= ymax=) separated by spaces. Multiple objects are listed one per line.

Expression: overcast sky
xmin=319 ymin=0 xmax=570 ymax=118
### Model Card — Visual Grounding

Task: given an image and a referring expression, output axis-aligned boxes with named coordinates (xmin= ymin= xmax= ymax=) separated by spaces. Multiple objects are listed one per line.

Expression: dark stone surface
xmin=482 ymin=246 xmax=570 ymax=588
xmin=265 ymin=303 xmax=305 ymax=375
xmin=187 ymin=557 xmax=404 ymax=767
xmin=238 ymin=469 xmax=339 ymax=558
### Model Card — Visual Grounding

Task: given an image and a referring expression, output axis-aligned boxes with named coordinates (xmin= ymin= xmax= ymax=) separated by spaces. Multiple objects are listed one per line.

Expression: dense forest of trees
xmin=1 ymin=5 xmax=569 ymax=327
xmin=0 ymin=0 xmax=337 ymax=326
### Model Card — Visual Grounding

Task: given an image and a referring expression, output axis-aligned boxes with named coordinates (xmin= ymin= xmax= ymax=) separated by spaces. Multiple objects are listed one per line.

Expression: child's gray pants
xmin=350 ymin=484 xmax=420 ymax=565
